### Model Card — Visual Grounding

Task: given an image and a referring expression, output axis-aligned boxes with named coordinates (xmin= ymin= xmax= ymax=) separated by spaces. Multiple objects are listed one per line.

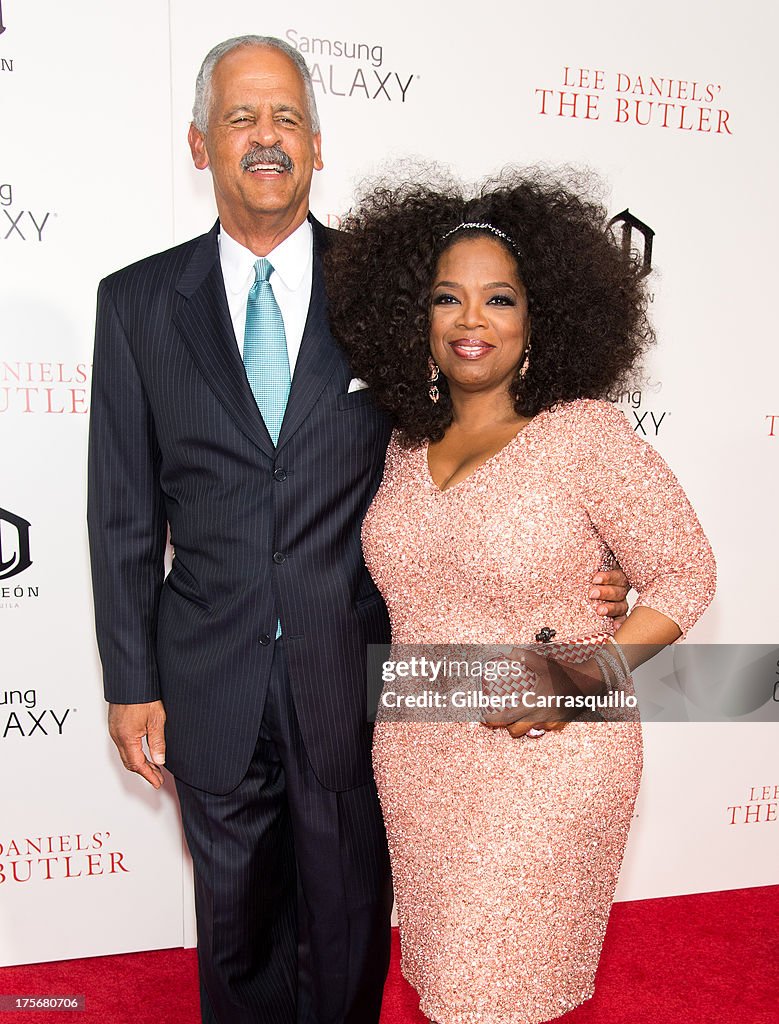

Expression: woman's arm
xmin=575 ymin=399 xmax=717 ymax=638
xmin=486 ymin=399 xmax=716 ymax=736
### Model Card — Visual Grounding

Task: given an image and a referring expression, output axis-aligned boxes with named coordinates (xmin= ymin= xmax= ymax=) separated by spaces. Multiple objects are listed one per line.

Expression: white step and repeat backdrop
xmin=1 ymin=0 xmax=777 ymax=965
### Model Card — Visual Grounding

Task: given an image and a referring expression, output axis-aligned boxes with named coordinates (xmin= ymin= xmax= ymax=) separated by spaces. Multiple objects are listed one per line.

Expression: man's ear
xmin=312 ymin=132 xmax=324 ymax=173
xmin=188 ymin=123 xmax=210 ymax=171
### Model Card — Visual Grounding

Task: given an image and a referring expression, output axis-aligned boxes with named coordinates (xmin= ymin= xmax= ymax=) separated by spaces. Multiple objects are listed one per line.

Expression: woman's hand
xmin=480 ymin=646 xmax=593 ymax=739
xmin=481 ymin=608 xmax=684 ymax=740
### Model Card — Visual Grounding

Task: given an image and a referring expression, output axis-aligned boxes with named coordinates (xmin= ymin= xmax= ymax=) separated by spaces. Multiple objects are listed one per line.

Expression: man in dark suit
xmin=88 ymin=34 xmax=629 ymax=1024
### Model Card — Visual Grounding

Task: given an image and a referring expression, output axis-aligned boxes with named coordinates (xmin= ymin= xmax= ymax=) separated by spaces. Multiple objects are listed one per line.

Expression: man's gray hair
xmin=192 ymin=35 xmax=320 ymax=135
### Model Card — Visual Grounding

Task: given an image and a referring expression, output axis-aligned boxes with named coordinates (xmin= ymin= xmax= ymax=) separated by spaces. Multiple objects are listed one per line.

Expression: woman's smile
xmin=448 ymin=338 xmax=496 ymax=359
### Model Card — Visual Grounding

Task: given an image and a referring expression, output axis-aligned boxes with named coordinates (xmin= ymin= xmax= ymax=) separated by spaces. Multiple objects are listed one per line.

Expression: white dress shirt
xmin=218 ymin=219 xmax=313 ymax=375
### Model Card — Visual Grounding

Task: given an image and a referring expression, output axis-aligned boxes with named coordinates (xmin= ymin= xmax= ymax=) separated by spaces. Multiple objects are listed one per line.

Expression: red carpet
xmin=0 ymin=885 xmax=776 ymax=1023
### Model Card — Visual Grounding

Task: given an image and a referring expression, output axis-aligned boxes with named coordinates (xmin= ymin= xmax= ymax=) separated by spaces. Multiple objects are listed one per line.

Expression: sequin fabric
xmin=363 ymin=399 xmax=716 ymax=1024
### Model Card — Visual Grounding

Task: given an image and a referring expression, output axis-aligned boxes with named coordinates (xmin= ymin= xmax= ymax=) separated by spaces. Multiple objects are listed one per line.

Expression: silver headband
xmin=441 ymin=221 xmax=520 ymax=255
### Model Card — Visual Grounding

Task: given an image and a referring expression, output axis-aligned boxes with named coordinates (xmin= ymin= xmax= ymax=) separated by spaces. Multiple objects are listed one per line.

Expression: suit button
xmin=258 ymin=633 xmax=271 ymax=646
xmin=273 ymin=551 xmax=286 ymax=565
xmin=273 ymin=467 xmax=287 ymax=482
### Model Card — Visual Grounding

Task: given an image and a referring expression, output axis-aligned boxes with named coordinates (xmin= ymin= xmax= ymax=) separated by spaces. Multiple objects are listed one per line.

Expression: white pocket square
xmin=347 ymin=378 xmax=369 ymax=393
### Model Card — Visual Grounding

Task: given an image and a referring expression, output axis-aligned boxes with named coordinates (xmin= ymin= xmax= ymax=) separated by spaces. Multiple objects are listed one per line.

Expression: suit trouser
xmin=175 ymin=640 xmax=394 ymax=1024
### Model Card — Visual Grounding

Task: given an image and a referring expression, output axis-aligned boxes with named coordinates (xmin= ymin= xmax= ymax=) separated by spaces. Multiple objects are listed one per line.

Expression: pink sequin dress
xmin=363 ymin=399 xmax=716 ymax=1024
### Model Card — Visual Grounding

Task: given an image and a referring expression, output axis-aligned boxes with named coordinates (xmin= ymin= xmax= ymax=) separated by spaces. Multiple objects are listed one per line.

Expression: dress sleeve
xmin=572 ymin=400 xmax=716 ymax=638
xmin=381 ymin=429 xmax=412 ymax=485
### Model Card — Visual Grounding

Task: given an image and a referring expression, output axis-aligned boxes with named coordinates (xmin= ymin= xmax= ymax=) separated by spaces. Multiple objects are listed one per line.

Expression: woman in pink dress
xmin=326 ymin=171 xmax=716 ymax=1024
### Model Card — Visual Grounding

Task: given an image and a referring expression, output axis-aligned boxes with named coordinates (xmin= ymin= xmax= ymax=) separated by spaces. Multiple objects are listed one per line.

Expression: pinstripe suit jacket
xmin=87 ymin=216 xmax=392 ymax=794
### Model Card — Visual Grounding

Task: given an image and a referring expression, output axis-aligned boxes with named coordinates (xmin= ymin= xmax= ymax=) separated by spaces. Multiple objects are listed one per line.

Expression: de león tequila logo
xmin=0 ymin=507 xmax=32 ymax=580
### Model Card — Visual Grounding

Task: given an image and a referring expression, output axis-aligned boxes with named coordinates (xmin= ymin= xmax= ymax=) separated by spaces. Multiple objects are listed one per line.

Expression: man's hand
xmin=108 ymin=700 xmax=167 ymax=789
xmin=589 ymin=567 xmax=630 ymax=626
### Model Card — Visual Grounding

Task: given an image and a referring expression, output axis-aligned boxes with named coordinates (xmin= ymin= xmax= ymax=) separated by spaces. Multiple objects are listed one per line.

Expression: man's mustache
xmin=240 ymin=146 xmax=294 ymax=173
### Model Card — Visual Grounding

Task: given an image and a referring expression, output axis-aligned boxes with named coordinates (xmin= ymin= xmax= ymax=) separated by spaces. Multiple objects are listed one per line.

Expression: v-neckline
xmin=423 ymin=408 xmax=551 ymax=494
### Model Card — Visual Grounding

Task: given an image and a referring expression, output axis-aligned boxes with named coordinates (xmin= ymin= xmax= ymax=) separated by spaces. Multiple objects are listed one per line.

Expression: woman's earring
xmin=518 ymin=342 xmax=531 ymax=379
xmin=427 ymin=356 xmax=440 ymax=404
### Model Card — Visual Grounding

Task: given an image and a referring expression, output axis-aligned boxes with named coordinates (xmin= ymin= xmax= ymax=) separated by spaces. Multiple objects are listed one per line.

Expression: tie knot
xmin=253 ymin=257 xmax=274 ymax=283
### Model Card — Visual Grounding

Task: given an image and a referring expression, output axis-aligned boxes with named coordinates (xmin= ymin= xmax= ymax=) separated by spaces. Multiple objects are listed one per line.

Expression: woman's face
xmin=429 ymin=235 xmax=530 ymax=400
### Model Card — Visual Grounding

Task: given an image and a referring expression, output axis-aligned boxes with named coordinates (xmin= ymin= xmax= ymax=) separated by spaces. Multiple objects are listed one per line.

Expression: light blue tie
xmin=244 ymin=258 xmax=290 ymax=639
xmin=243 ymin=257 xmax=291 ymax=445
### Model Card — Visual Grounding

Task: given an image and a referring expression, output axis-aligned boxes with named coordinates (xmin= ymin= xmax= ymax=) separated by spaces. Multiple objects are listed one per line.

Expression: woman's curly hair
xmin=325 ymin=165 xmax=654 ymax=445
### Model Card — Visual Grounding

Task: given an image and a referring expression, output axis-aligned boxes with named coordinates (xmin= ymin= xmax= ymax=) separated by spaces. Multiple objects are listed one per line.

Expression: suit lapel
xmin=173 ymin=223 xmax=275 ymax=458
xmin=276 ymin=216 xmax=342 ymax=452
